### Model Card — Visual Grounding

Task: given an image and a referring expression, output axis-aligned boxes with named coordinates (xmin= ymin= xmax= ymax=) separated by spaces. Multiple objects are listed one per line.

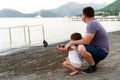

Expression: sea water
xmin=0 ymin=18 xmax=120 ymax=53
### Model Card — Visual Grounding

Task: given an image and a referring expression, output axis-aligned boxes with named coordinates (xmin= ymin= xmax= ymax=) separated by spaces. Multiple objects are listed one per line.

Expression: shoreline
xmin=0 ymin=39 xmax=69 ymax=56
xmin=0 ymin=29 xmax=119 ymax=56
xmin=0 ymin=30 xmax=120 ymax=80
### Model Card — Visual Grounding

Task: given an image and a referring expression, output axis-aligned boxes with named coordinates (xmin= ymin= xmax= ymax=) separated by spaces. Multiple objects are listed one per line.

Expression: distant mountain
xmin=51 ymin=2 xmax=108 ymax=16
xmin=0 ymin=9 xmax=36 ymax=17
xmin=0 ymin=2 xmax=108 ymax=17
xmin=99 ymin=0 xmax=120 ymax=16
xmin=51 ymin=2 xmax=83 ymax=16
xmin=40 ymin=10 xmax=60 ymax=17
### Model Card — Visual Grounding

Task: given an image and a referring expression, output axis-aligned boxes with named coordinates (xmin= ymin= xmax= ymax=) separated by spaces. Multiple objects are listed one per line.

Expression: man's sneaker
xmin=82 ymin=66 xmax=97 ymax=74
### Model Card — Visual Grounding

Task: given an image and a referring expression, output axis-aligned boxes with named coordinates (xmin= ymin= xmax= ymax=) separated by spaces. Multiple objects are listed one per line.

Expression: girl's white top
xmin=68 ymin=45 xmax=82 ymax=64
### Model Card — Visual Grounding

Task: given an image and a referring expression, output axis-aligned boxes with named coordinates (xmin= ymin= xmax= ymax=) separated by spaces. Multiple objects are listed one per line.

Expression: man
xmin=65 ymin=7 xmax=109 ymax=73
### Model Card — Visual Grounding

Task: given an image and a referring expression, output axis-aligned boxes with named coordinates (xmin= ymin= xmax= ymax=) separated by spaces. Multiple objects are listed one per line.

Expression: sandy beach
xmin=0 ymin=30 xmax=120 ymax=80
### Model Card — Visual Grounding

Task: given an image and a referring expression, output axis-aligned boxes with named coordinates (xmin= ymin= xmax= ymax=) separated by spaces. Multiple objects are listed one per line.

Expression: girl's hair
xmin=71 ymin=33 xmax=82 ymax=40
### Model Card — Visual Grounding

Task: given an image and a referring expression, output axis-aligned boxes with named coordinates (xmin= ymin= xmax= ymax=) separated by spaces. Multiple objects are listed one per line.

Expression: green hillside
xmin=98 ymin=0 xmax=120 ymax=16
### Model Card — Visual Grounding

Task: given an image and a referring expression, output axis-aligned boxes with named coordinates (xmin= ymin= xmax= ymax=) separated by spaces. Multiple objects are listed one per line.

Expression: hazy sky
xmin=0 ymin=0 xmax=116 ymax=13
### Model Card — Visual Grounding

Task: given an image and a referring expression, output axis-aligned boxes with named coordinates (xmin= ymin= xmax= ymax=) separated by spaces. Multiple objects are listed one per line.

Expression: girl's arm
xmin=56 ymin=44 xmax=68 ymax=51
xmin=56 ymin=44 xmax=73 ymax=52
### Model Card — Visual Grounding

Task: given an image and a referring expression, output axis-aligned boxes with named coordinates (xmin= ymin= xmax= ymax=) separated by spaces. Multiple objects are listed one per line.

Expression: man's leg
xmin=77 ymin=45 xmax=97 ymax=73
xmin=77 ymin=45 xmax=95 ymax=66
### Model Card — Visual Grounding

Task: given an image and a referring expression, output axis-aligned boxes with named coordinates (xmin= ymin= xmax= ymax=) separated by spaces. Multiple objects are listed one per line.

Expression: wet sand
xmin=0 ymin=30 xmax=120 ymax=80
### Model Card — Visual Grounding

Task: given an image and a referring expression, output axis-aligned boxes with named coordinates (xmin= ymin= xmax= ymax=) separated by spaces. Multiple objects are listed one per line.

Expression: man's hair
xmin=71 ymin=33 xmax=82 ymax=40
xmin=83 ymin=6 xmax=94 ymax=17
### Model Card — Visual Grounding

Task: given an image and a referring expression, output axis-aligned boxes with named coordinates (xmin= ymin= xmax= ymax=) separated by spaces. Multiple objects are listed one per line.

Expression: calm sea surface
xmin=0 ymin=18 xmax=120 ymax=53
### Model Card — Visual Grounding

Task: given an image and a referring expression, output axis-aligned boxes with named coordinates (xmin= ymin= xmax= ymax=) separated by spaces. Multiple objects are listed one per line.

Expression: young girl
xmin=57 ymin=33 xmax=83 ymax=75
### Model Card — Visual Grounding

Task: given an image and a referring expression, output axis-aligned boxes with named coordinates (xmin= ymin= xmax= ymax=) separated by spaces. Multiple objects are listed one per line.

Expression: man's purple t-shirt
xmin=87 ymin=19 xmax=109 ymax=53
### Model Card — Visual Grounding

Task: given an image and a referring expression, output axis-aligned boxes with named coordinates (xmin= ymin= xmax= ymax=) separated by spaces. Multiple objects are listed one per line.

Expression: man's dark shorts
xmin=84 ymin=45 xmax=108 ymax=64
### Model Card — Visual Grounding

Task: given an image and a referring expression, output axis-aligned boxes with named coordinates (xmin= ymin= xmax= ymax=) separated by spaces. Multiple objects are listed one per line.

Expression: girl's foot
xmin=70 ymin=70 xmax=78 ymax=75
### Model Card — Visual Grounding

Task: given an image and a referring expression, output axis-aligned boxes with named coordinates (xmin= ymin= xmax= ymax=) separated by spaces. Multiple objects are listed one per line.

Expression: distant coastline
xmin=69 ymin=16 xmax=120 ymax=21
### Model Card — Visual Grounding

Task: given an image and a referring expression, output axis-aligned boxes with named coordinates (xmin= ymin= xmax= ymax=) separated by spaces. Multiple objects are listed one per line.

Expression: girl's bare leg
xmin=63 ymin=59 xmax=78 ymax=75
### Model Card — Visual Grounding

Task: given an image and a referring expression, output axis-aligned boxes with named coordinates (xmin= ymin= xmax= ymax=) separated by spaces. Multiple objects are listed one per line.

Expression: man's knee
xmin=77 ymin=45 xmax=86 ymax=55
xmin=77 ymin=45 xmax=92 ymax=58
